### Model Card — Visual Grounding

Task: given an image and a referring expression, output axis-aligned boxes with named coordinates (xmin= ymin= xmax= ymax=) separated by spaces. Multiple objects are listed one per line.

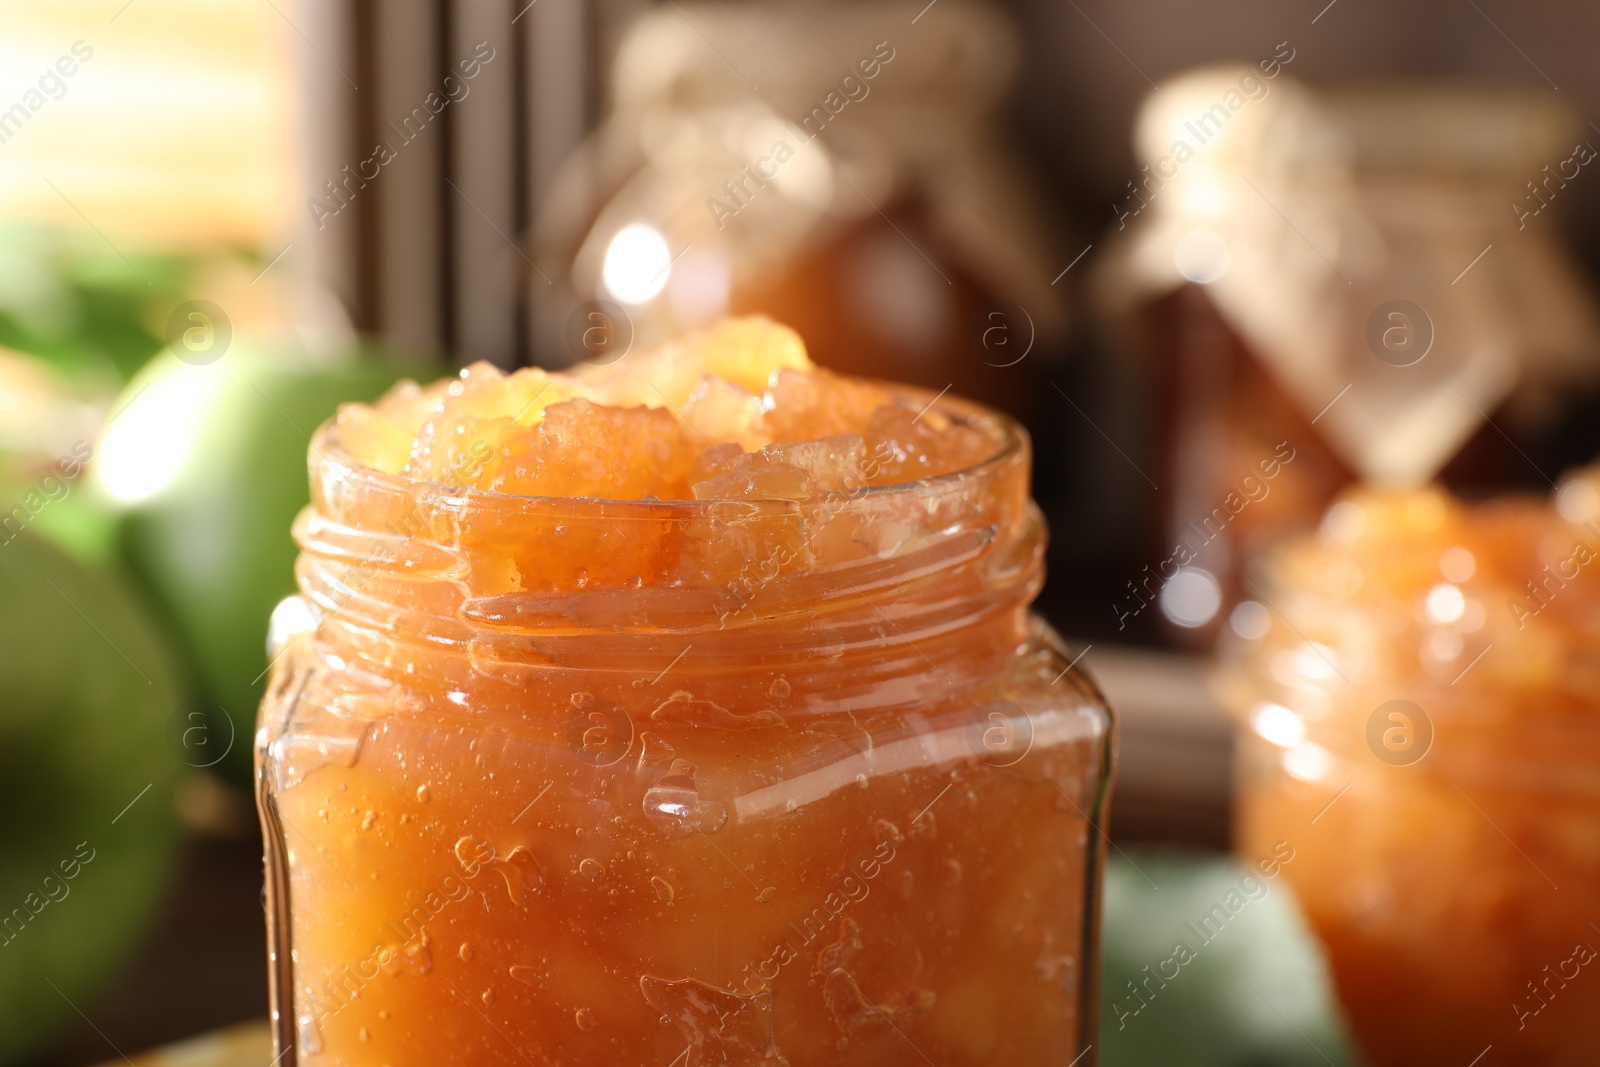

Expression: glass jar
xmin=1102 ymin=70 xmax=1600 ymax=647
xmin=255 ymin=388 xmax=1112 ymax=1066
xmin=1219 ymin=488 xmax=1600 ymax=1066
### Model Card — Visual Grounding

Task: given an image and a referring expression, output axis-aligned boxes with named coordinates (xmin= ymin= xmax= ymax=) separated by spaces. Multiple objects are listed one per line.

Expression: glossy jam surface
xmin=337 ymin=316 xmax=993 ymax=503
xmin=257 ymin=320 xmax=1110 ymax=1066
xmin=1223 ymin=486 xmax=1600 ymax=1066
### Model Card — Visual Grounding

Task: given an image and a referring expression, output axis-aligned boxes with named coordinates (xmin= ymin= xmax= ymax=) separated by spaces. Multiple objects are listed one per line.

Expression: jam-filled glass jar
xmin=255 ymin=382 xmax=1111 ymax=1066
xmin=1220 ymin=486 xmax=1600 ymax=1066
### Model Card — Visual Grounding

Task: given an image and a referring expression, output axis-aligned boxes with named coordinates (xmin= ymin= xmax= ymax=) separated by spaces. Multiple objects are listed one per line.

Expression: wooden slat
xmin=370 ymin=0 xmax=447 ymax=351
xmin=1084 ymin=644 xmax=1235 ymax=847
xmin=449 ymin=0 xmax=520 ymax=367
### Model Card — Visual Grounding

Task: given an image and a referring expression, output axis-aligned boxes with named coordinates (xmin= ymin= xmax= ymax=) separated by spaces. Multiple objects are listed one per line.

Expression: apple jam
xmin=255 ymin=320 xmax=1112 ymax=1066
xmin=1220 ymin=485 xmax=1600 ymax=1065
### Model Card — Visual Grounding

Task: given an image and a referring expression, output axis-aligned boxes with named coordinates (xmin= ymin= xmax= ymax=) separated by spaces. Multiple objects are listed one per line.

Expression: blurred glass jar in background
xmin=1218 ymin=484 xmax=1600 ymax=1065
xmin=255 ymin=390 xmax=1111 ymax=1066
xmin=534 ymin=0 xmax=1068 ymax=417
xmin=1101 ymin=69 xmax=1600 ymax=645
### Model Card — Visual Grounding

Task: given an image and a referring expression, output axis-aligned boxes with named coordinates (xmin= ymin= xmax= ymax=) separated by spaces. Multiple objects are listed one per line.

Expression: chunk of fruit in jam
xmin=690 ymin=437 xmax=868 ymax=502
xmin=339 ymin=317 xmax=992 ymax=503
xmin=862 ymin=404 xmax=995 ymax=487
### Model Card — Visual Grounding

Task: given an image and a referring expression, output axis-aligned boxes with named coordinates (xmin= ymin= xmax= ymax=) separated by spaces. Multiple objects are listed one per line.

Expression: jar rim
xmin=292 ymin=379 xmax=1043 ymax=692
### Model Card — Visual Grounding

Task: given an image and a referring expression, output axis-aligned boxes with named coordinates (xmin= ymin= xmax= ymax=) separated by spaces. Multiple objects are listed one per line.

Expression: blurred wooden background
xmin=12 ymin=0 xmax=1600 ymax=1062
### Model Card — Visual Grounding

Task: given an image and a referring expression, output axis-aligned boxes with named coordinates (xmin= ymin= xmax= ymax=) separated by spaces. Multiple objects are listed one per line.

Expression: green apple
xmin=0 ymin=531 xmax=183 ymax=1066
xmin=94 ymin=344 xmax=441 ymax=782
xmin=1099 ymin=849 xmax=1359 ymax=1066
xmin=0 ymin=346 xmax=117 ymax=566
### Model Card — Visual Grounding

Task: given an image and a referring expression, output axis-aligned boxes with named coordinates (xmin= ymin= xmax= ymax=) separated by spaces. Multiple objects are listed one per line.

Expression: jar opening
xmin=316 ymin=381 xmax=1021 ymax=509
xmin=288 ymin=388 xmax=1042 ymax=697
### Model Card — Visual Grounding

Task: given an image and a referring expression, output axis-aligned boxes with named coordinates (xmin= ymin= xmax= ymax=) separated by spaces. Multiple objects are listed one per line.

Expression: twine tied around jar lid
xmin=1098 ymin=67 xmax=1600 ymax=487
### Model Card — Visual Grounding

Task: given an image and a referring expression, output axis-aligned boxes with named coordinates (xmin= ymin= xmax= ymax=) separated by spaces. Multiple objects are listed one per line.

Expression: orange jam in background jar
xmin=255 ymin=319 xmax=1113 ymax=1066
xmin=1220 ymin=484 xmax=1600 ymax=1066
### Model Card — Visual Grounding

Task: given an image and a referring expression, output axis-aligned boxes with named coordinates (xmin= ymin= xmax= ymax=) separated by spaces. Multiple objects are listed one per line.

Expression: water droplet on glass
xmin=496 ymin=845 xmax=545 ymax=904
xmin=359 ymin=1028 xmax=371 ymax=1044
xmin=378 ymin=1010 xmax=390 ymax=1021
xmin=1035 ymin=954 xmax=1077 ymax=995
xmin=509 ymin=964 xmax=542 ymax=986
xmin=898 ymin=870 xmax=915 ymax=900
xmin=579 ymin=857 xmax=605 ymax=880
xmin=641 ymin=975 xmax=785 ymax=1064
xmin=481 ymin=987 xmax=497 ymax=1005
xmin=757 ymin=886 xmax=777 ymax=903
xmin=416 ymin=784 xmax=431 ymax=803
xmin=651 ymin=876 xmax=676 ymax=903
xmin=769 ymin=677 xmax=792 ymax=700
xmin=401 ymin=941 xmax=432 ymax=975
xmin=571 ymin=691 xmax=594 ymax=709
xmin=455 ymin=835 xmax=495 ymax=876
xmin=459 ymin=943 xmax=474 ymax=962
xmin=944 ymin=859 xmax=963 ymax=886
xmin=635 ymin=731 xmax=677 ymax=772
xmin=652 ymin=692 xmax=782 ymax=729
xmin=817 ymin=920 xmax=935 ymax=1033
xmin=361 ymin=810 xmax=378 ymax=830
xmin=642 ymin=761 xmax=727 ymax=837
xmin=297 ymin=1014 xmax=323 ymax=1055
xmin=575 ymin=1007 xmax=597 ymax=1032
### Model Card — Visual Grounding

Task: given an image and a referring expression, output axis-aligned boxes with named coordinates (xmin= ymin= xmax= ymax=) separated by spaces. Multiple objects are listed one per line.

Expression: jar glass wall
xmin=256 ymin=392 xmax=1112 ymax=1066
xmin=1220 ymin=489 xmax=1600 ymax=1066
